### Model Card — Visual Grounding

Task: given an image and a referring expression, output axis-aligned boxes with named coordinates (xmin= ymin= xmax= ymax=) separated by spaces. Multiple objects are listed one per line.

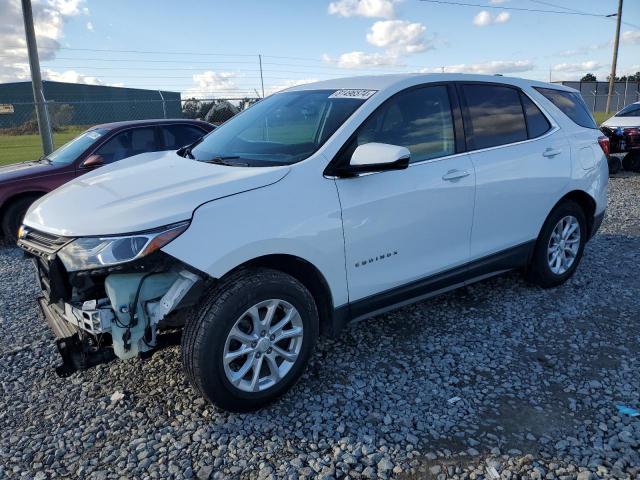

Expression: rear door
xmin=459 ymin=83 xmax=571 ymax=260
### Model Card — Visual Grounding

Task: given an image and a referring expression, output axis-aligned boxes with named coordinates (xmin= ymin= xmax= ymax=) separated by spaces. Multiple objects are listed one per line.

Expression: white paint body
xmin=601 ymin=102 xmax=640 ymax=128
xmin=24 ymin=74 xmax=609 ymax=309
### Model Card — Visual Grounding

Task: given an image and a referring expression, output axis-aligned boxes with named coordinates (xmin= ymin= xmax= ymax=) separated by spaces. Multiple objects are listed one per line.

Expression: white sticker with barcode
xmin=329 ymin=89 xmax=377 ymax=100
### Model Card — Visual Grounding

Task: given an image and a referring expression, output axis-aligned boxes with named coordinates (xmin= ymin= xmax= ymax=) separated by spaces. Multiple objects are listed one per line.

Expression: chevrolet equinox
xmin=18 ymin=74 xmax=608 ymax=411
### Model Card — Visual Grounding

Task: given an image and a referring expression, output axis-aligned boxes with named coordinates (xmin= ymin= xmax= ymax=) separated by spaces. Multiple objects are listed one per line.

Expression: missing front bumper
xmin=38 ymin=297 xmax=116 ymax=377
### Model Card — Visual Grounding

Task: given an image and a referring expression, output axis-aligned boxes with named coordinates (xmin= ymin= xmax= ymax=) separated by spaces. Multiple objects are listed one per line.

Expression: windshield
xmin=47 ymin=128 xmax=108 ymax=165
xmin=615 ymin=103 xmax=640 ymax=117
xmin=188 ymin=89 xmax=372 ymax=166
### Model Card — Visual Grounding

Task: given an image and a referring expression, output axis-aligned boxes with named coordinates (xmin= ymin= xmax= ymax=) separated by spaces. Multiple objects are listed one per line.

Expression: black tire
xmin=525 ymin=200 xmax=587 ymax=289
xmin=608 ymin=156 xmax=622 ymax=175
xmin=622 ymin=151 xmax=640 ymax=172
xmin=181 ymin=267 xmax=319 ymax=412
xmin=1 ymin=196 xmax=39 ymax=241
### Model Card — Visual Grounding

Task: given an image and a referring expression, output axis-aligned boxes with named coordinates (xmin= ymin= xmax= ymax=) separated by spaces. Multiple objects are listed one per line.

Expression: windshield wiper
xmin=203 ymin=156 xmax=249 ymax=167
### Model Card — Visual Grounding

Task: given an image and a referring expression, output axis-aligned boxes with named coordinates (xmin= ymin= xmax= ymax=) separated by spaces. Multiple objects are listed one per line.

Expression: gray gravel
xmin=1 ymin=175 xmax=639 ymax=480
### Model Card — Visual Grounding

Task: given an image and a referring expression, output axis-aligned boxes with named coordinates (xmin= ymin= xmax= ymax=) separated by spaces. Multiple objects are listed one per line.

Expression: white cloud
xmin=49 ymin=0 xmax=83 ymax=16
xmin=473 ymin=10 xmax=510 ymax=26
xmin=43 ymin=69 xmax=100 ymax=85
xmin=366 ymin=20 xmax=429 ymax=54
xmin=0 ymin=0 xmax=88 ymax=83
xmin=622 ymin=30 xmax=640 ymax=45
xmin=422 ymin=60 xmax=534 ymax=75
xmin=182 ymin=71 xmax=240 ymax=98
xmin=265 ymin=78 xmax=319 ymax=96
xmin=489 ymin=0 xmax=509 ymax=4
xmin=551 ymin=61 xmax=602 ymax=73
xmin=86 ymin=21 xmax=93 ymax=31
xmin=328 ymin=0 xmax=398 ymax=18
xmin=322 ymin=51 xmax=401 ymax=68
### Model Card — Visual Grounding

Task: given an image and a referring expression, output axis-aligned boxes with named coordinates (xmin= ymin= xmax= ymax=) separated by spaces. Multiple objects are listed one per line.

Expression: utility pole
xmin=21 ymin=0 xmax=53 ymax=155
xmin=258 ymin=54 xmax=265 ymax=98
xmin=605 ymin=0 xmax=623 ymax=114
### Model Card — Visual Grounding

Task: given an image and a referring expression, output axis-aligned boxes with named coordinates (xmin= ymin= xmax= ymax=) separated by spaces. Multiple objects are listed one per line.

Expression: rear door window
xmin=534 ymin=87 xmax=597 ymax=129
xmin=162 ymin=125 xmax=207 ymax=149
xmin=461 ymin=84 xmax=528 ymax=150
xmin=520 ymin=93 xmax=551 ymax=139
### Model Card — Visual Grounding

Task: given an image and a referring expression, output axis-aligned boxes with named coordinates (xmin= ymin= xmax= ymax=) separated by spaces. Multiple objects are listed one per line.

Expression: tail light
xmin=597 ymin=136 xmax=610 ymax=157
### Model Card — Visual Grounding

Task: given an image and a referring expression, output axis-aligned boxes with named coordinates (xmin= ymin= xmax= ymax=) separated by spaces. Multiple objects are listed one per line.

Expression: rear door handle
xmin=542 ymin=148 xmax=562 ymax=158
xmin=442 ymin=169 xmax=471 ymax=181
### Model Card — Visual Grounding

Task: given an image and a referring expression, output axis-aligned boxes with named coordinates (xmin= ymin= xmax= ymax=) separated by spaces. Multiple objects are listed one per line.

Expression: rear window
xmin=520 ymin=93 xmax=551 ymax=139
xmin=534 ymin=87 xmax=597 ymax=129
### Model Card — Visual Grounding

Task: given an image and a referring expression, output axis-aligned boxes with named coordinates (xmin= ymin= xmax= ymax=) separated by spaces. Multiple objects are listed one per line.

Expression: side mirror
xmin=338 ymin=143 xmax=410 ymax=177
xmin=81 ymin=154 xmax=105 ymax=169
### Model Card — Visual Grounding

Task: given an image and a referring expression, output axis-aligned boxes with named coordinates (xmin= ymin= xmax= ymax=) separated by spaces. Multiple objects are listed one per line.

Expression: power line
xmin=528 ymin=0 xmax=640 ymax=29
xmin=418 ymin=0 xmax=615 ymax=17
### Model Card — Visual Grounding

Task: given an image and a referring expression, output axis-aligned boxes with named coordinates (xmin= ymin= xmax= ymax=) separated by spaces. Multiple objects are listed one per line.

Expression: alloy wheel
xmin=547 ymin=215 xmax=581 ymax=275
xmin=222 ymin=299 xmax=304 ymax=392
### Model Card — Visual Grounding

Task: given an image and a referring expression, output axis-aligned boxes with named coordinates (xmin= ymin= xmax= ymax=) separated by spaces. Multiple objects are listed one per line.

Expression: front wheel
xmin=525 ymin=200 xmax=587 ymax=288
xmin=181 ymin=268 xmax=319 ymax=412
xmin=1 ymin=196 xmax=38 ymax=241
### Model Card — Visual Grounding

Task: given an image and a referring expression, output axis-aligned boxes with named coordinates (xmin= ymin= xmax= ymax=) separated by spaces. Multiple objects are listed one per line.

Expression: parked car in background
xmin=0 ymin=119 xmax=214 ymax=240
xmin=601 ymin=102 xmax=640 ymax=172
xmin=18 ymin=74 xmax=608 ymax=411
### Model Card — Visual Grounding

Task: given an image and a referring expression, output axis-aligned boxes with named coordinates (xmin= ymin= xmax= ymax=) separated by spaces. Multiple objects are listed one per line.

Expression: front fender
xmin=162 ymin=166 xmax=348 ymax=307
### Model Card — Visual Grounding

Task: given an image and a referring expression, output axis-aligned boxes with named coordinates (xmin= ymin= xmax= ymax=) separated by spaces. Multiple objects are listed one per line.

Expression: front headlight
xmin=57 ymin=221 xmax=189 ymax=272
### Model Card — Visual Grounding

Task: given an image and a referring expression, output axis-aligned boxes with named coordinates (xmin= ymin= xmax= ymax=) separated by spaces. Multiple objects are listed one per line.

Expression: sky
xmin=1 ymin=0 xmax=639 ymax=99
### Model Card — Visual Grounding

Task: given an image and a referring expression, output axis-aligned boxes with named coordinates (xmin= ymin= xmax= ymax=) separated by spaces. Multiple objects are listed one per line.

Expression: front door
xmin=333 ymin=84 xmax=476 ymax=307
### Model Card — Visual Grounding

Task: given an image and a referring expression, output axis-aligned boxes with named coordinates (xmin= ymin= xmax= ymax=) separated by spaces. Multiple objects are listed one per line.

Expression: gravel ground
xmin=1 ymin=175 xmax=639 ymax=480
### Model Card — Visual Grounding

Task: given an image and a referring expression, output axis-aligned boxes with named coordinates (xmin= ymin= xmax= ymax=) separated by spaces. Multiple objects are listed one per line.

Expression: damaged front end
xmin=18 ymin=222 xmax=204 ymax=377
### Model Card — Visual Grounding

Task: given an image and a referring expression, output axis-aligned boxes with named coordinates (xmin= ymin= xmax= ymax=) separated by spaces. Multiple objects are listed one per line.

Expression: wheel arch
xmin=230 ymin=254 xmax=337 ymax=337
xmin=554 ymin=190 xmax=597 ymax=237
xmin=0 ymin=191 xmax=47 ymax=229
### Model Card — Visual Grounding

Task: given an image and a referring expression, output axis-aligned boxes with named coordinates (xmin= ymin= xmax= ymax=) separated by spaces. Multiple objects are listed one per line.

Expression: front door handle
xmin=442 ymin=169 xmax=470 ymax=181
xmin=542 ymin=148 xmax=562 ymax=158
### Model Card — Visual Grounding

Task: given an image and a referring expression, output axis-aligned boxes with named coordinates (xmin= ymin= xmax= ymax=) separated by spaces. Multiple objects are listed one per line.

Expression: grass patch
xmin=593 ymin=112 xmax=610 ymax=125
xmin=0 ymin=127 xmax=85 ymax=166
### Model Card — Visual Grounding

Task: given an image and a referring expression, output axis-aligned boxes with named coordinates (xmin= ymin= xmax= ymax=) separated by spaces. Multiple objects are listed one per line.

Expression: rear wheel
xmin=181 ymin=268 xmax=319 ymax=412
xmin=622 ymin=151 xmax=640 ymax=172
xmin=526 ymin=200 xmax=587 ymax=288
xmin=1 ymin=196 xmax=39 ymax=242
xmin=607 ymin=156 xmax=622 ymax=175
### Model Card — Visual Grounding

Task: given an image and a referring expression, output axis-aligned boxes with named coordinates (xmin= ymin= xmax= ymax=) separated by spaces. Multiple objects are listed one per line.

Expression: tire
xmin=181 ymin=267 xmax=319 ymax=412
xmin=607 ymin=156 xmax=622 ymax=175
xmin=525 ymin=200 xmax=587 ymax=289
xmin=622 ymin=151 xmax=640 ymax=172
xmin=1 ymin=196 xmax=39 ymax=241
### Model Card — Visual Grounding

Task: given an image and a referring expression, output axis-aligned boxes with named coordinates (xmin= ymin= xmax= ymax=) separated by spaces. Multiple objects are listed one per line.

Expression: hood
xmin=601 ymin=116 xmax=640 ymax=128
xmin=24 ymin=150 xmax=290 ymax=237
xmin=0 ymin=160 xmax=60 ymax=183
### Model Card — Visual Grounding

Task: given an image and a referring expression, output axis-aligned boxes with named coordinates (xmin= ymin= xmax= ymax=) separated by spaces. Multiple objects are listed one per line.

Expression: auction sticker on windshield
xmin=329 ymin=89 xmax=377 ymax=100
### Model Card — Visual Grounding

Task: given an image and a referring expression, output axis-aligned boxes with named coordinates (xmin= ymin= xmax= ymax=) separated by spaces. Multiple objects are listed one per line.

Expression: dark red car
xmin=0 ymin=119 xmax=214 ymax=239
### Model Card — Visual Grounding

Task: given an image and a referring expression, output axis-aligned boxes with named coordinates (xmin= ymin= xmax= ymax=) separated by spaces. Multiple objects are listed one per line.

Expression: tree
xmin=581 ymin=73 xmax=596 ymax=82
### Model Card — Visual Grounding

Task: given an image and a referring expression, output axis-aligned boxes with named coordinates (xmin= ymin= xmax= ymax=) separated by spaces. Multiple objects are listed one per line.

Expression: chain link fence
xmin=0 ymin=97 xmax=260 ymax=165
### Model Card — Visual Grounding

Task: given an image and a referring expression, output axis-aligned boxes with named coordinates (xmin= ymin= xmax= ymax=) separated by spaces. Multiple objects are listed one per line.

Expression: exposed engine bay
xmin=19 ymin=227 xmax=204 ymax=376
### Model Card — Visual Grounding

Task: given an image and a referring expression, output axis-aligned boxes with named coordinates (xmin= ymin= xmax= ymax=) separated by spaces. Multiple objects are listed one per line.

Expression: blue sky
xmin=2 ymin=0 xmax=639 ymax=98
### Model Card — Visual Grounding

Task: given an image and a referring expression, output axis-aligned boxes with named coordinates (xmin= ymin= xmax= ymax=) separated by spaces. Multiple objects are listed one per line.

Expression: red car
xmin=0 ymin=119 xmax=214 ymax=240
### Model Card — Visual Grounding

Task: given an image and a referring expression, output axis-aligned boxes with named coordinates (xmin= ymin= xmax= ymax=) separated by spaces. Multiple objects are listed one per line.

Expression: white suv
xmin=19 ymin=74 xmax=608 ymax=411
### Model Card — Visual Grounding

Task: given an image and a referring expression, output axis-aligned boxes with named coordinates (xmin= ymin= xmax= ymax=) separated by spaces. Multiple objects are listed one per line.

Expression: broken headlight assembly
xmin=57 ymin=221 xmax=189 ymax=272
